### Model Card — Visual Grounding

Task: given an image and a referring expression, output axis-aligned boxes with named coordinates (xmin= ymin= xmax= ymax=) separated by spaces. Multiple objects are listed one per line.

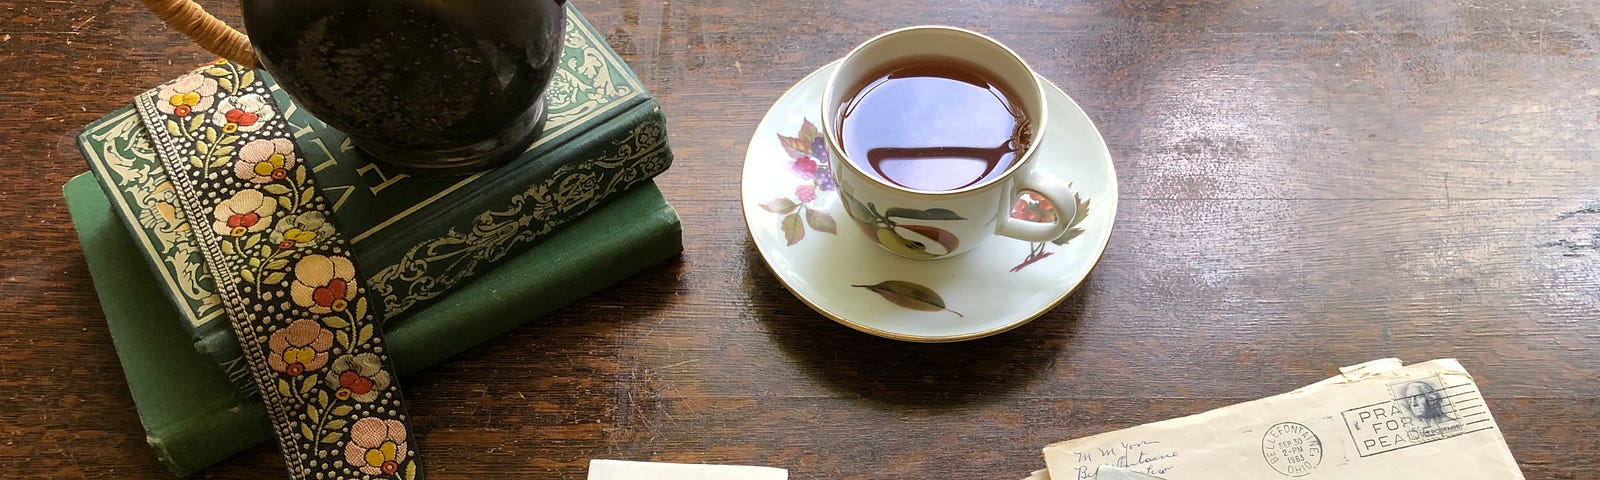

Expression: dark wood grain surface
xmin=3 ymin=0 xmax=1598 ymax=478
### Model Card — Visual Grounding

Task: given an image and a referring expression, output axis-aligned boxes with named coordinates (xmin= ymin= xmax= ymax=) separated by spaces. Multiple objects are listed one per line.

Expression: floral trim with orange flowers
xmin=134 ymin=60 xmax=421 ymax=480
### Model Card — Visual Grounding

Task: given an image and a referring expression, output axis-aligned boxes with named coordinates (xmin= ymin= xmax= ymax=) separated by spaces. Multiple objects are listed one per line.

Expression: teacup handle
xmin=995 ymin=168 xmax=1077 ymax=243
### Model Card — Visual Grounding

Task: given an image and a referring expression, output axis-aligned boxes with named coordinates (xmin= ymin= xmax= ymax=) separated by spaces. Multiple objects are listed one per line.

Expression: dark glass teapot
xmin=142 ymin=0 xmax=569 ymax=175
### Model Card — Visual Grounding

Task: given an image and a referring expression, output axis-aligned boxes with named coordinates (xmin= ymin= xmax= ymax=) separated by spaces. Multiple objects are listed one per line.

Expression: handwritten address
xmin=1065 ymin=440 xmax=1181 ymax=479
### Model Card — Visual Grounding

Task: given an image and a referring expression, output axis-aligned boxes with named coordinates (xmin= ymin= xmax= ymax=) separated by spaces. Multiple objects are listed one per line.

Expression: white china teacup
xmin=821 ymin=26 xmax=1078 ymax=259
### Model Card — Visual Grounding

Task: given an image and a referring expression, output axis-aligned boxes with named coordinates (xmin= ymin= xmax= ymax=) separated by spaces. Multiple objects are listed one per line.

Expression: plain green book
xmin=67 ymin=173 xmax=682 ymax=476
xmin=78 ymin=3 xmax=672 ymax=394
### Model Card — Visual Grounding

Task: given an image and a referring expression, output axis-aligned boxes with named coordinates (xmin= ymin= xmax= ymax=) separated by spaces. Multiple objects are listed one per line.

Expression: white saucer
xmin=740 ymin=61 xmax=1118 ymax=342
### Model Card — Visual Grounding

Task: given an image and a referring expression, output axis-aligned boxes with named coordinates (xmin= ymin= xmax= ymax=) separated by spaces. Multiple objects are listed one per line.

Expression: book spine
xmin=363 ymin=100 xmax=674 ymax=318
xmin=66 ymin=172 xmax=277 ymax=476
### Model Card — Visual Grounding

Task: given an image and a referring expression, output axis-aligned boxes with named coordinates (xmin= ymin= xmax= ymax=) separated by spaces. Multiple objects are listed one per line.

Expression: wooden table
xmin=2 ymin=1 xmax=1596 ymax=478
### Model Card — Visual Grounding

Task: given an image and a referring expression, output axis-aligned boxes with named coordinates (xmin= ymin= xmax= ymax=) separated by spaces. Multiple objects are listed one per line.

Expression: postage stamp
xmin=1340 ymin=376 xmax=1492 ymax=457
xmin=1261 ymin=422 xmax=1323 ymax=477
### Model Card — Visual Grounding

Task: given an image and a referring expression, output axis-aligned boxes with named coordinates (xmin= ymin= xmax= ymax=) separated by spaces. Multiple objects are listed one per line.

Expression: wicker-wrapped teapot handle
xmin=141 ymin=0 xmax=259 ymax=68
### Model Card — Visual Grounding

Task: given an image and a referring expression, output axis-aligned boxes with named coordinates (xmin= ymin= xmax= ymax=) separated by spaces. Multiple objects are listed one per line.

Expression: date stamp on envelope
xmin=1340 ymin=376 xmax=1493 ymax=457
xmin=1261 ymin=422 xmax=1323 ymax=477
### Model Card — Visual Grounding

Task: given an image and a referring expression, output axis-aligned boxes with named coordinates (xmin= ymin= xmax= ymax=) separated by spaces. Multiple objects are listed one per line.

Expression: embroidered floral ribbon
xmin=134 ymin=60 xmax=422 ymax=480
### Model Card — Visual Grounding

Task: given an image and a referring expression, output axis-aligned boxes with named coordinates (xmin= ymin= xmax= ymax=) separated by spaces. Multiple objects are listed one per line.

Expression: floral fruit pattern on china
xmin=838 ymin=188 xmax=965 ymax=259
xmin=1008 ymin=189 xmax=1091 ymax=272
xmin=759 ymin=119 xmax=838 ymax=245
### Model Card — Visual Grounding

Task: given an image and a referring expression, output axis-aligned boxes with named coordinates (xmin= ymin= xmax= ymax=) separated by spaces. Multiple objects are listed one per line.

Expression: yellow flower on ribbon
xmin=271 ymin=211 xmax=335 ymax=250
xmin=290 ymin=254 xmax=358 ymax=314
xmin=345 ymin=417 xmax=408 ymax=475
xmin=266 ymin=319 xmax=333 ymax=376
xmin=154 ymin=73 xmax=218 ymax=118
xmin=235 ymin=138 xmax=297 ymax=183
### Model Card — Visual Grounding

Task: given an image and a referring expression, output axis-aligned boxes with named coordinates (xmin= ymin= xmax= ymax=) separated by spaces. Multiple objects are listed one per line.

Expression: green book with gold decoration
xmin=67 ymin=172 xmax=682 ymax=475
xmin=78 ymin=3 xmax=670 ymax=394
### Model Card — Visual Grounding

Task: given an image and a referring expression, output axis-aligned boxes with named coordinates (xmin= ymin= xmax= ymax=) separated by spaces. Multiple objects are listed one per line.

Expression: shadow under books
xmin=742 ymin=242 xmax=1085 ymax=409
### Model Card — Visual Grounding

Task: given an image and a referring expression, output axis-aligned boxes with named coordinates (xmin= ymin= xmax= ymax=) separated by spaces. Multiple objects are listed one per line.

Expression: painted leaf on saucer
xmin=781 ymin=211 xmax=805 ymax=245
xmin=853 ymin=280 xmax=963 ymax=317
xmin=762 ymin=119 xmax=839 ymax=245
xmin=1010 ymin=188 xmax=1091 ymax=272
xmin=804 ymin=207 xmax=837 ymax=234
xmin=759 ymin=198 xmax=799 ymax=214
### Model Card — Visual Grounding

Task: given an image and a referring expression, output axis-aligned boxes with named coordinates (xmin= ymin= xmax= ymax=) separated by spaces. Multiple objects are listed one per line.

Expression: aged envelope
xmin=1034 ymin=358 xmax=1523 ymax=480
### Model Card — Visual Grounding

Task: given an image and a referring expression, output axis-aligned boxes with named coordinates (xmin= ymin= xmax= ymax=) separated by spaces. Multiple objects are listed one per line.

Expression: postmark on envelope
xmin=1340 ymin=376 xmax=1494 ymax=457
xmin=1261 ymin=422 xmax=1323 ymax=477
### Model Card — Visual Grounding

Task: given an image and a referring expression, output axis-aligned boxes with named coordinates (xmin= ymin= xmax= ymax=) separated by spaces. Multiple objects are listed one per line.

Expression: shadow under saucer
xmin=741 ymin=242 xmax=1087 ymax=409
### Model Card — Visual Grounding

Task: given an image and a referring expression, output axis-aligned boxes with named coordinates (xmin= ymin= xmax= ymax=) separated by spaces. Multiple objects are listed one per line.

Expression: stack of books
xmin=65 ymin=5 xmax=681 ymax=475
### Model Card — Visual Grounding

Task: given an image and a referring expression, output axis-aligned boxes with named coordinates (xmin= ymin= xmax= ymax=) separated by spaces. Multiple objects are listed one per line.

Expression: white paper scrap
xmin=588 ymin=459 xmax=788 ymax=480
